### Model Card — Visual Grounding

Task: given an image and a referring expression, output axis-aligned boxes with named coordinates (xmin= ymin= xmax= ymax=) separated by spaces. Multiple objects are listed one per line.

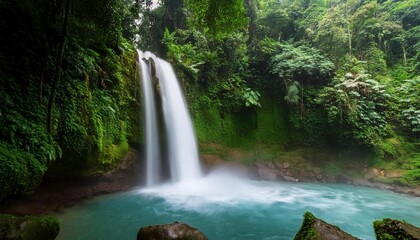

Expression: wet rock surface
xmin=137 ymin=222 xmax=208 ymax=240
xmin=373 ymin=218 xmax=420 ymax=240
xmin=294 ymin=212 xmax=360 ymax=240
xmin=0 ymin=148 xmax=141 ymax=215
xmin=0 ymin=214 xmax=60 ymax=240
xmin=222 ymin=159 xmax=420 ymax=197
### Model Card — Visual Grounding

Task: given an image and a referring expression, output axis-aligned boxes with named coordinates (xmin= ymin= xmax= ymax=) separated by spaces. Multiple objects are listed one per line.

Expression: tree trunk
xmin=300 ymin=82 xmax=304 ymax=117
xmin=348 ymin=29 xmax=352 ymax=57
xmin=402 ymin=44 xmax=407 ymax=66
xmin=47 ymin=0 xmax=72 ymax=134
xmin=345 ymin=0 xmax=352 ymax=58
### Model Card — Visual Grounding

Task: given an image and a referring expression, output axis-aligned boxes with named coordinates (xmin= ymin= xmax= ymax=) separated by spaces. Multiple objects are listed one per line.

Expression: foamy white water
xmin=137 ymin=168 xmax=358 ymax=213
xmin=57 ymin=168 xmax=420 ymax=240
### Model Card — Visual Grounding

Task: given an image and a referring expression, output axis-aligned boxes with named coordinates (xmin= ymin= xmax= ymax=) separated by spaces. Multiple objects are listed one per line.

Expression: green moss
xmin=45 ymin=44 xmax=138 ymax=178
xmin=373 ymin=218 xmax=420 ymax=240
xmin=99 ymin=140 xmax=129 ymax=166
xmin=294 ymin=212 xmax=319 ymax=240
xmin=304 ymin=212 xmax=316 ymax=223
xmin=401 ymin=168 xmax=420 ymax=186
xmin=375 ymin=137 xmax=407 ymax=161
xmin=199 ymin=143 xmax=229 ymax=159
xmin=373 ymin=176 xmax=407 ymax=186
xmin=323 ymin=162 xmax=344 ymax=177
xmin=369 ymin=139 xmax=420 ymax=187
xmin=192 ymin=92 xmax=288 ymax=151
xmin=0 ymin=214 xmax=60 ymax=240
xmin=255 ymin=96 xmax=289 ymax=144
xmin=395 ymin=151 xmax=420 ymax=186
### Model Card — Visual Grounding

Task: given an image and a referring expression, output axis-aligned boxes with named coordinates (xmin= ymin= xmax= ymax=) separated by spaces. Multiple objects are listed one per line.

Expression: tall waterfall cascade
xmin=138 ymin=50 xmax=202 ymax=185
xmin=138 ymin=52 xmax=161 ymax=186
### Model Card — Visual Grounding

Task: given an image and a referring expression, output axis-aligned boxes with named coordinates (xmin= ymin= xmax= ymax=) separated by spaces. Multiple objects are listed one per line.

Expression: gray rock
xmin=373 ymin=218 xmax=420 ymax=240
xmin=254 ymin=161 xmax=266 ymax=169
xmin=257 ymin=168 xmax=278 ymax=181
xmin=285 ymin=169 xmax=294 ymax=176
xmin=267 ymin=162 xmax=275 ymax=169
xmin=316 ymin=173 xmax=323 ymax=180
xmin=247 ymin=168 xmax=260 ymax=180
xmin=294 ymin=212 xmax=360 ymax=240
xmin=313 ymin=167 xmax=322 ymax=175
xmin=137 ymin=222 xmax=208 ymax=240
xmin=284 ymin=176 xmax=298 ymax=182
xmin=274 ymin=162 xmax=284 ymax=169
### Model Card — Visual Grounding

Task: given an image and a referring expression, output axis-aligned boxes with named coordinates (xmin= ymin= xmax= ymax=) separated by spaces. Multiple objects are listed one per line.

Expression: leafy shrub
xmin=317 ymin=70 xmax=391 ymax=146
xmin=0 ymin=142 xmax=46 ymax=202
xmin=0 ymin=214 xmax=60 ymax=240
xmin=269 ymin=43 xmax=335 ymax=86
xmin=392 ymin=78 xmax=420 ymax=138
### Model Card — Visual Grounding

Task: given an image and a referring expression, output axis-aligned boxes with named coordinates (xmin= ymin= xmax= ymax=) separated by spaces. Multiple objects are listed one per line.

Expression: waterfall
xmin=138 ymin=50 xmax=202 ymax=185
xmin=138 ymin=50 xmax=161 ymax=186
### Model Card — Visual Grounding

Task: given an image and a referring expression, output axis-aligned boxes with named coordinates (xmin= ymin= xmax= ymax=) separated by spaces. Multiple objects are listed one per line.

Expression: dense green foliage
xmin=0 ymin=0 xmax=419 ymax=202
xmin=0 ymin=0 xmax=140 ymax=201
xmin=137 ymin=0 xmax=419 ymax=182
xmin=318 ymin=69 xmax=391 ymax=146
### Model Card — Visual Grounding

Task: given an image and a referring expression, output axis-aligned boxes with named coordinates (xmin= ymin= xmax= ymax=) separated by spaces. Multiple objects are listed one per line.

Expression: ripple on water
xmin=56 ymin=168 xmax=420 ymax=240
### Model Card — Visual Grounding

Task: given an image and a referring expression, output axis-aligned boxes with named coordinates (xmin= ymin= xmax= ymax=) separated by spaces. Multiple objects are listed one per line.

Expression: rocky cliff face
xmin=201 ymin=147 xmax=420 ymax=197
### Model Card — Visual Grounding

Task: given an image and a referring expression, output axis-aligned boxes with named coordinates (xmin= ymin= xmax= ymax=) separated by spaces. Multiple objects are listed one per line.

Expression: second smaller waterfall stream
xmin=138 ymin=50 xmax=202 ymax=185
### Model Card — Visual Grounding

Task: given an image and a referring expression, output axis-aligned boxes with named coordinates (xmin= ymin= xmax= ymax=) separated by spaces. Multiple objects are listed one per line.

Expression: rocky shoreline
xmin=135 ymin=213 xmax=420 ymax=240
xmin=0 ymin=148 xmax=142 ymax=216
xmin=1 ymin=148 xmax=418 ymax=216
xmin=249 ymin=160 xmax=420 ymax=197
xmin=202 ymin=153 xmax=420 ymax=197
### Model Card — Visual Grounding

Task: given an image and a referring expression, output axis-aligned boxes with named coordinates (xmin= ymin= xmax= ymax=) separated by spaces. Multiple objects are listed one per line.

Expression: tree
xmin=269 ymin=42 xmax=334 ymax=106
xmin=256 ymin=2 xmax=294 ymax=40
xmin=312 ymin=4 xmax=348 ymax=63
xmin=185 ymin=0 xmax=248 ymax=38
xmin=270 ymin=42 xmax=335 ymax=86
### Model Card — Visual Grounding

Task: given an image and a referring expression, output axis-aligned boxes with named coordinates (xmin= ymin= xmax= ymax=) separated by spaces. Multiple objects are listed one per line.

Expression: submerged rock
xmin=137 ymin=221 xmax=208 ymax=240
xmin=0 ymin=214 xmax=60 ymax=240
xmin=294 ymin=212 xmax=360 ymax=240
xmin=373 ymin=218 xmax=420 ymax=240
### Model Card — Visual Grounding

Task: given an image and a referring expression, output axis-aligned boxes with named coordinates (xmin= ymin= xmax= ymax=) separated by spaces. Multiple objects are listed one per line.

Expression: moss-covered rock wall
xmin=192 ymin=93 xmax=289 ymax=149
xmin=0 ymin=0 xmax=142 ymax=202
xmin=0 ymin=214 xmax=60 ymax=240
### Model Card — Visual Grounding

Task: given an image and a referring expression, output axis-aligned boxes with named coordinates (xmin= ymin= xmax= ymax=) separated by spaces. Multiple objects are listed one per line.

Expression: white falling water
xmin=138 ymin=50 xmax=161 ymax=186
xmin=140 ymin=51 xmax=202 ymax=184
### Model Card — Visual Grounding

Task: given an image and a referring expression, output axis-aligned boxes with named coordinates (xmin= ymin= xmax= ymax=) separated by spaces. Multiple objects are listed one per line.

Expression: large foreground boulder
xmin=294 ymin=212 xmax=360 ymax=240
xmin=0 ymin=214 xmax=60 ymax=240
xmin=373 ymin=218 xmax=420 ymax=239
xmin=137 ymin=221 xmax=208 ymax=240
